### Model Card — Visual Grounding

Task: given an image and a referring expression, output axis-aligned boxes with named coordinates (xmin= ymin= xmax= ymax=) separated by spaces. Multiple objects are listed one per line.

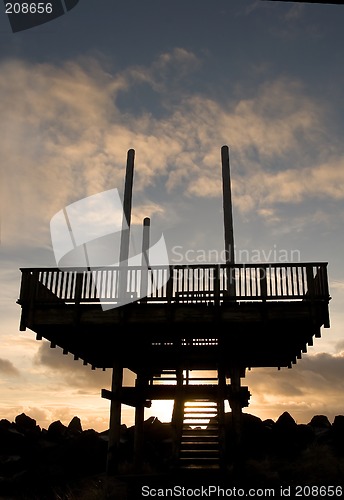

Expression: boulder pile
xmin=1 ymin=411 xmax=344 ymax=496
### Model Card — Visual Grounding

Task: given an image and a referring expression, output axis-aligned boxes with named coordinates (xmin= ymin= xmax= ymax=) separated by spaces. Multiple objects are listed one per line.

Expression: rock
xmin=15 ymin=413 xmax=38 ymax=433
xmin=275 ymin=411 xmax=297 ymax=430
xmin=307 ymin=415 xmax=332 ymax=442
xmin=263 ymin=419 xmax=275 ymax=429
xmin=270 ymin=412 xmax=303 ymax=457
xmin=332 ymin=415 xmax=344 ymax=434
xmin=67 ymin=416 xmax=83 ymax=434
xmin=0 ymin=419 xmax=11 ymax=430
xmin=308 ymin=415 xmax=331 ymax=429
xmin=296 ymin=423 xmax=315 ymax=448
xmin=144 ymin=418 xmax=173 ymax=441
xmin=332 ymin=415 xmax=344 ymax=454
xmin=0 ymin=426 xmax=25 ymax=455
xmin=62 ymin=429 xmax=107 ymax=476
xmin=47 ymin=420 xmax=68 ymax=440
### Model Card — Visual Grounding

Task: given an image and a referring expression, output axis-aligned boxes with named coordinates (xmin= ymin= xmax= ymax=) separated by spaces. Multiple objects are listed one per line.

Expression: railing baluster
xmin=284 ymin=267 xmax=288 ymax=296
xmin=306 ymin=265 xmax=315 ymax=299
xmin=214 ymin=265 xmax=220 ymax=305
xmin=18 ymin=262 xmax=330 ymax=307
xmin=295 ymin=267 xmax=300 ymax=296
xmin=290 ymin=267 xmax=295 ymax=296
xmin=259 ymin=267 xmax=267 ymax=300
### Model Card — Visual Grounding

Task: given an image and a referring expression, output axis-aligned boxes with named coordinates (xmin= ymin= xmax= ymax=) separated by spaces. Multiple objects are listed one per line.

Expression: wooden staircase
xmin=152 ymin=369 xmax=225 ymax=470
xmin=178 ymin=399 xmax=221 ymax=469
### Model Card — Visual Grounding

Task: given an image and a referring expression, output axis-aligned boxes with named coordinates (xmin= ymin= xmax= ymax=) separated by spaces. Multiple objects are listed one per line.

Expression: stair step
xmin=184 ymin=411 xmax=217 ymax=415
xmin=184 ymin=409 xmax=217 ymax=412
xmin=183 ymin=424 xmax=218 ymax=429
xmin=180 ymin=449 xmax=219 ymax=455
xmin=183 ymin=426 xmax=218 ymax=430
xmin=182 ymin=441 xmax=219 ymax=450
xmin=178 ymin=397 xmax=221 ymax=470
xmin=184 ymin=403 xmax=217 ymax=407
xmin=181 ymin=435 xmax=219 ymax=439
xmin=184 ymin=417 xmax=217 ymax=420
xmin=179 ymin=457 xmax=220 ymax=463
xmin=182 ymin=436 xmax=219 ymax=441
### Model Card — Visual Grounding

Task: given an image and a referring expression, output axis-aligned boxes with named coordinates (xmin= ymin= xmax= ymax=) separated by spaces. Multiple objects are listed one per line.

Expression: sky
xmin=0 ymin=0 xmax=344 ymax=432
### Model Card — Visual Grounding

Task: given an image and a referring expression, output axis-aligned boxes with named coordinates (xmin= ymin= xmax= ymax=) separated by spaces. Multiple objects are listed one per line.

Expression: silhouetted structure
xmin=17 ymin=146 xmax=330 ymax=474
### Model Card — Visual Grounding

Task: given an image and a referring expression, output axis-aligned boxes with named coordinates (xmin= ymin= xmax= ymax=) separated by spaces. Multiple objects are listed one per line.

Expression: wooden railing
xmin=18 ymin=263 xmax=330 ymax=306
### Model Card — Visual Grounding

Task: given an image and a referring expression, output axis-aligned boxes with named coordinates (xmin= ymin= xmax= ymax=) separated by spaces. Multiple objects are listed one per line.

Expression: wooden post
xmin=172 ymin=367 xmax=184 ymax=464
xmin=119 ymin=149 xmax=135 ymax=300
xmin=214 ymin=265 xmax=220 ymax=306
xmin=140 ymin=217 xmax=150 ymax=302
xmin=259 ymin=266 xmax=268 ymax=300
xmin=134 ymin=372 xmax=147 ymax=471
xmin=230 ymin=366 xmax=244 ymax=473
xmin=217 ymin=363 xmax=227 ymax=470
xmin=106 ymin=361 xmax=123 ymax=475
xmin=166 ymin=269 xmax=173 ymax=303
xmin=221 ymin=145 xmax=235 ymax=298
xmin=221 ymin=145 xmax=235 ymax=265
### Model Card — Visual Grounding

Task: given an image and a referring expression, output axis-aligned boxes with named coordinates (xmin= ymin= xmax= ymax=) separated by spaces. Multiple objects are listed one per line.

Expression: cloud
xmin=284 ymin=5 xmax=305 ymax=22
xmin=0 ymin=358 xmax=20 ymax=376
xmin=34 ymin=342 xmax=111 ymax=389
xmin=0 ymin=52 xmax=342 ymax=254
xmin=247 ymin=351 xmax=344 ymax=423
xmin=34 ymin=341 xmax=135 ymax=390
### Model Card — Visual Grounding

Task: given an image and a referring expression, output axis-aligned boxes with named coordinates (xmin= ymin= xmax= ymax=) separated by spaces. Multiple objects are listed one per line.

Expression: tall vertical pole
xmin=221 ymin=145 xmax=235 ymax=265
xmin=221 ymin=145 xmax=235 ymax=297
xmin=119 ymin=149 xmax=135 ymax=300
xmin=107 ymin=149 xmax=135 ymax=475
xmin=140 ymin=217 xmax=150 ymax=302
xmin=222 ymin=145 xmax=241 ymax=472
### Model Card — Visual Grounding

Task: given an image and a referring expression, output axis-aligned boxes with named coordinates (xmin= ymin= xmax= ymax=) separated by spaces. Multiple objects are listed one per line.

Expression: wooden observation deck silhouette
xmin=17 ymin=146 xmax=331 ymax=473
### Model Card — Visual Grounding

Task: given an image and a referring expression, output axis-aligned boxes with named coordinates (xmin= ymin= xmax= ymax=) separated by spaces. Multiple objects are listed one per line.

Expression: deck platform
xmin=17 ymin=262 xmax=330 ymax=373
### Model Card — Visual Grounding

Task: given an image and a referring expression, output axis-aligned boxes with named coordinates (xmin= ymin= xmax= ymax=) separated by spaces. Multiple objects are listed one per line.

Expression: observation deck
xmin=18 ymin=261 xmax=330 ymax=374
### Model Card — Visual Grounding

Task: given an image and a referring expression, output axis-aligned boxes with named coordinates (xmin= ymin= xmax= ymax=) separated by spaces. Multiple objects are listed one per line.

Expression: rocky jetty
xmin=0 ymin=411 xmax=344 ymax=497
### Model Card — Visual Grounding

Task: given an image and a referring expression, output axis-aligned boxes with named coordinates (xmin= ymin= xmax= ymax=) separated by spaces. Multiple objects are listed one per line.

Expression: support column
xmin=217 ymin=363 xmax=227 ymax=470
xmin=230 ymin=366 xmax=243 ymax=449
xmin=134 ymin=372 xmax=148 ymax=472
xmin=229 ymin=365 xmax=245 ymax=474
xmin=106 ymin=361 xmax=123 ymax=475
xmin=171 ymin=367 xmax=184 ymax=464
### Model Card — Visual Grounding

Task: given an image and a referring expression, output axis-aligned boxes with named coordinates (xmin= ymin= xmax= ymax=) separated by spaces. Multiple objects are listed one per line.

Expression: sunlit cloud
xmin=34 ymin=341 xmax=136 ymax=390
xmin=0 ymin=358 xmax=20 ymax=376
xmin=1 ymin=52 xmax=342 ymax=251
xmin=247 ymin=351 xmax=344 ymax=423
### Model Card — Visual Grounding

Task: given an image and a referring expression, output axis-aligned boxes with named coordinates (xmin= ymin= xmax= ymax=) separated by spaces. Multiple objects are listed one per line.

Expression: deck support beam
xmin=172 ymin=366 xmax=184 ymax=463
xmin=218 ymin=363 xmax=227 ymax=470
xmin=134 ymin=372 xmax=148 ymax=472
xmin=229 ymin=366 xmax=244 ymax=470
xmin=106 ymin=360 xmax=123 ymax=475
